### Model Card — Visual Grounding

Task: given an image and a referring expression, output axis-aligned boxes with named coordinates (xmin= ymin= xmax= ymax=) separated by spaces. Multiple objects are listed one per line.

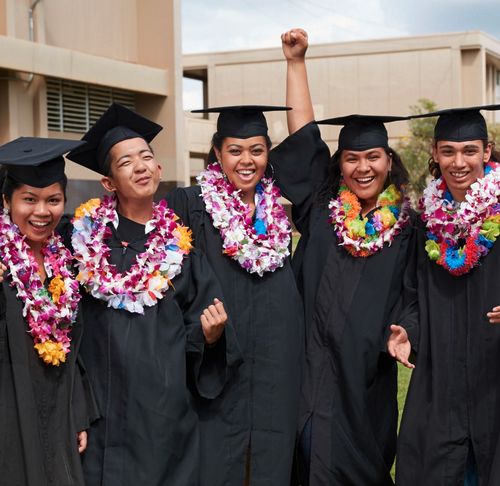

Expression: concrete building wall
xmin=0 ymin=0 xmax=185 ymax=212
xmin=183 ymin=30 xmax=500 ymax=163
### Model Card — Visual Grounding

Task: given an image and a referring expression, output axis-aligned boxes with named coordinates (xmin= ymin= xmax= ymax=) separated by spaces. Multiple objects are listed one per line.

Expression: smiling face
xmin=215 ymin=136 xmax=268 ymax=205
xmin=3 ymin=182 xmax=65 ymax=250
xmin=434 ymin=140 xmax=491 ymax=202
xmin=101 ymin=137 xmax=161 ymax=203
xmin=340 ymin=147 xmax=392 ymax=214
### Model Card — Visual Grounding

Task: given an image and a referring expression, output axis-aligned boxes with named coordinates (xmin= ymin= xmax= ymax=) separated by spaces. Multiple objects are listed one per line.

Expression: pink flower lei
xmin=419 ymin=161 xmax=500 ymax=275
xmin=71 ymin=195 xmax=192 ymax=314
xmin=197 ymin=162 xmax=291 ymax=277
xmin=0 ymin=208 xmax=81 ymax=366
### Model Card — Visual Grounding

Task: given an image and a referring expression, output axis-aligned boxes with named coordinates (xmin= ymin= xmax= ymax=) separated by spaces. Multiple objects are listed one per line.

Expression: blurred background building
xmin=1 ymin=0 xmax=500 ymax=210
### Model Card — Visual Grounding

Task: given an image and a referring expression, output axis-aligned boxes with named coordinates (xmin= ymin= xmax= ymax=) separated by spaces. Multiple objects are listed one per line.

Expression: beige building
xmin=1 ymin=2 xmax=500 ymax=208
xmin=184 ymin=30 xmax=500 ymax=184
xmin=0 ymin=0 xmax=184 ymax=210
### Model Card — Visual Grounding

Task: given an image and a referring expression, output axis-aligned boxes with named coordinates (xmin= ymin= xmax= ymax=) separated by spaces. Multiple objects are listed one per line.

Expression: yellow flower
xmin=379 ymin=208 xmax=396 ymax=228
xmin=175 ymin=224 xmax=193 ymax=252
xmin=34 ymin=340 xmax=66 ymax=366
xmin=48 ymin=276 xmax=66 ymax=304
xmin=74 ymin=198 xmax=101 ymax=219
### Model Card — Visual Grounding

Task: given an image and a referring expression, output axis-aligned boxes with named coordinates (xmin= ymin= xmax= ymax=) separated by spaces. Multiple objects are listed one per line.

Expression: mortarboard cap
xmin=66 ymin=102 xmax=163 ymax=175
xmin=316 ymin=114 xmax=408 ymax=152
xmin=192 ymin=105 xmax=291 ymax=139
xmin=409 ymin=105 xmax=500 ymax=142
xmin=0 ymin=137 xmax=86 ymax=188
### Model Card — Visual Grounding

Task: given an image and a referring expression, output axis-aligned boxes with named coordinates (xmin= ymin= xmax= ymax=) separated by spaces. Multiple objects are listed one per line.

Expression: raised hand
xmin=281 ymin=28 xmax=309 ymax=61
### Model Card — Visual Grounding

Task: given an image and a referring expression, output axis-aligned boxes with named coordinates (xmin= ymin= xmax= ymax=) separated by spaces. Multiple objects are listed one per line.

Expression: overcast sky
xmin=181 ymin=0 xmax=500 ymax=109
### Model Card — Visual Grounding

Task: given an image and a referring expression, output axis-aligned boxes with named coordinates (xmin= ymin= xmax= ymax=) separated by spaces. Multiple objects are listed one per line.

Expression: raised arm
xmin=281 ymin=28 xmax=314 ymax=134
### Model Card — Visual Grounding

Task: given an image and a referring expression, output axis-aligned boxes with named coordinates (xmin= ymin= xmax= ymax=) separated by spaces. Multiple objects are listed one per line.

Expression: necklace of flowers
xmin=0 ymin=208 xmax=81 ymax=366
xmin=197 ymin=162 xmax=291 ymax=277
xmin=71 ymin=195 xmax=193 ymax=314
xmin=419 ymin=161 xmax=500 ymax=276
xmin=328 ymin=182 xmax=411 ymax=257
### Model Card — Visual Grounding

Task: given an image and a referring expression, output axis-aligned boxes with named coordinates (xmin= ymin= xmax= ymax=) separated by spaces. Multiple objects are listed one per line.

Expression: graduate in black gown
xmin=271 ymin=29 xmax=419 ymax=486
xmin=59 ymin=103 xmax=241 ymax=486
xmin=166 ymin=106 xmax=304 ymax=486
xmin=0 ymin=138 xmax=99 ymax=486
xmin=391 ymin=105 xmax=500 ymax=486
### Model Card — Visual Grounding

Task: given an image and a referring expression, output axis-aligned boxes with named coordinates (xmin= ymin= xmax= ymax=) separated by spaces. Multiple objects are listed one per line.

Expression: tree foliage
xmin=395 ymin=99 xmax=437 ymax=203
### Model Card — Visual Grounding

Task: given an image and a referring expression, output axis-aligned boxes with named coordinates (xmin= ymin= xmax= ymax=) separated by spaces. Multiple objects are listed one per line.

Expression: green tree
xmin=488 ymin=121 xmax=500 ymax=145
xmin=396 ymin=99 xmax=438 ymax=203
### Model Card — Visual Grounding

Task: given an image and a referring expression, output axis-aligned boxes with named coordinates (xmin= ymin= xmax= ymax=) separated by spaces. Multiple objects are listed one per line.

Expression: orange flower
xmin=174 ymin=224 xmax=193 ymax=252
xmin=74 ymin=198 xmax=101 ymax=219
xmin=48 ymin=276 xmax=66 ymax=304
xmin=340 ymin=189 xmax=362 ymax=221
xmin=34 ymin=340 xmax=66 ymax=366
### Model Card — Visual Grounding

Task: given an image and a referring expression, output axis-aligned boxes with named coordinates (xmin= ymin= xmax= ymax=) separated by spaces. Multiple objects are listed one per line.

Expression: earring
xmin=267 ymin=161 xmax=275 ymax=180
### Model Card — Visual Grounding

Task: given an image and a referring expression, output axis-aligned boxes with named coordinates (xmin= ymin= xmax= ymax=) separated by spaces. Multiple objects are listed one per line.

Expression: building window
xmin=47 ymin=78 xmax=135 ymax=133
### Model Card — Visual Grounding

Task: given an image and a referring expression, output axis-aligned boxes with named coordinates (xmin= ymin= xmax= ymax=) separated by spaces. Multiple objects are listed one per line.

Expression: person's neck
xmin=116 ymin=196 xmax=155 ymax=225
xmin=240 ymin=188 xmax=256 ymax=216
xmin=360 ymin=198 xmax=377 ymax=218
xmin=448 ymin=188 xmax=466 ymax=203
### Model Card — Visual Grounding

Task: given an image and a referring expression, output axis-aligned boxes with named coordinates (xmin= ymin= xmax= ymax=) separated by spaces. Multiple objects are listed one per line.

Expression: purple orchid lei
xmin=197 ymin=162 xmax=291 ymax=277
xmin=71 ymin=195 xmax=192 ymax=314
xmin=0 ymin=208 xmax=81 ymax=365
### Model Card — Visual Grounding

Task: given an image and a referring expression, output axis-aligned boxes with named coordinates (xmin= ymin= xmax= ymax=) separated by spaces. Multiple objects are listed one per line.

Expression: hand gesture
xmin=0 ymin=262 xmax=6 ymax=284
xmin=281 ymin=28 xmax=308 ymax=61
xmin=200 ymin=298 xmax=227 ymax=345
xmin=487 ymin=305 xmax=500 ymax=323
xmin=387 ymin=325 xmax=415 ymax=369
xmin=77 ymin=430 xmax=87 ymax=453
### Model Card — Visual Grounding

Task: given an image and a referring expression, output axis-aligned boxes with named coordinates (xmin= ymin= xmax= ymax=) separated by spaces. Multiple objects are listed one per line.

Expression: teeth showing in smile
xmin=30 ymin=221 xmax=49 ymax=227
xmin=356 ymin=177 xmax=375 ymax=183
xmin=237 ymin=170 xmax=254 ymax=175
xmin=451 ymin=172 xmax=467 ymax=178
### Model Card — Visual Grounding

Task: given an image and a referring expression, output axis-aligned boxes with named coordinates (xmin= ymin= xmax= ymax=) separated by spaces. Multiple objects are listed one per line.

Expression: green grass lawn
xmin=391 ymin=363 xmax=413 ymax=480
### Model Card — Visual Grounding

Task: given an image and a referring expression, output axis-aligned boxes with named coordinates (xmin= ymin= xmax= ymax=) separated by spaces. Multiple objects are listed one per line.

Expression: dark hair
xmin=0 ymin=165 xmax=68 ymax=208
xmin=428 ymin=139 xmax=500 ymax=179
xmin=315 ymin=146 xmax=410 ymax=206
xmin=206 ymin=132 xmax=273 ymax=167
xmin=103 ymin=140 xmax=155 ymax=177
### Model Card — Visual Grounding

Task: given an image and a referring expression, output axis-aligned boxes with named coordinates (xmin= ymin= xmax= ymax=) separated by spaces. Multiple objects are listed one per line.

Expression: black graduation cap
xmin=0 ymin=137 xmax=86 ymax=188
xmin=192 ymin=105 xmax=291 ymax=139
xmin=409 ymin=104 xmax=500 ymax=142
xmin=316 ymin=114 xmax=409 ymax=151
xmin=66 ymin=102 xmax=163 ymax=175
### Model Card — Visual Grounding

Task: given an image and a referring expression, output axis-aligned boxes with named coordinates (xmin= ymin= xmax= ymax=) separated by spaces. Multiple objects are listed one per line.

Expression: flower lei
xmin=419 ymin=161 xmax=500 ymax=276
xmin=0 ymin=208 xmax=81 ymax=366
xmin=328 ymin=182 xmax=411 ymax=257
xmin=197 ymin=162 xmax=291 ymax=277
xmin=71 ymin=195 xmax=192 ymax=314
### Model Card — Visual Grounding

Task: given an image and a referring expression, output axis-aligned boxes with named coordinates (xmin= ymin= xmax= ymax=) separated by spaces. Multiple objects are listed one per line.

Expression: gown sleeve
xmin=182 ymin=249 xmax=243 ymax=399
xmin=382 ymin=211 xmax=421 ymax=355
xmin=72 ymin=352 xmax=100 ymax=432
xmin=0 ymin=284 xmax=6 ymax=362
xmin=270 ymin=121 xmax=331 ymax=233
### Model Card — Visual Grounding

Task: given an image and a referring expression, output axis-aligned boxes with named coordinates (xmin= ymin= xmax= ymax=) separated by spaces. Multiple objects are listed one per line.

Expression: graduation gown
xmin=166 ymin=186 xmax=304 ymax=486
xmin=57 ymin=214 xmax=241 ymax=486
xmin=0 ymin=277 xmax=99 ymax=486
xmin=270 ymin=122 xmax=419 ymax=486
xmin=396 ymin=217 xmax=500 ymax=486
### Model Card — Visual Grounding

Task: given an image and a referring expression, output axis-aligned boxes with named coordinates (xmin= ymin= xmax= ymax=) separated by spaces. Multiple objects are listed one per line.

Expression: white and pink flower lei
xmin=197 ymin=162 xmax=291 ymax=277
xmin=0 ymin=208 xmax=81 ymax=365
xmin=71 ymin=195 xmax=192 ymax=314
